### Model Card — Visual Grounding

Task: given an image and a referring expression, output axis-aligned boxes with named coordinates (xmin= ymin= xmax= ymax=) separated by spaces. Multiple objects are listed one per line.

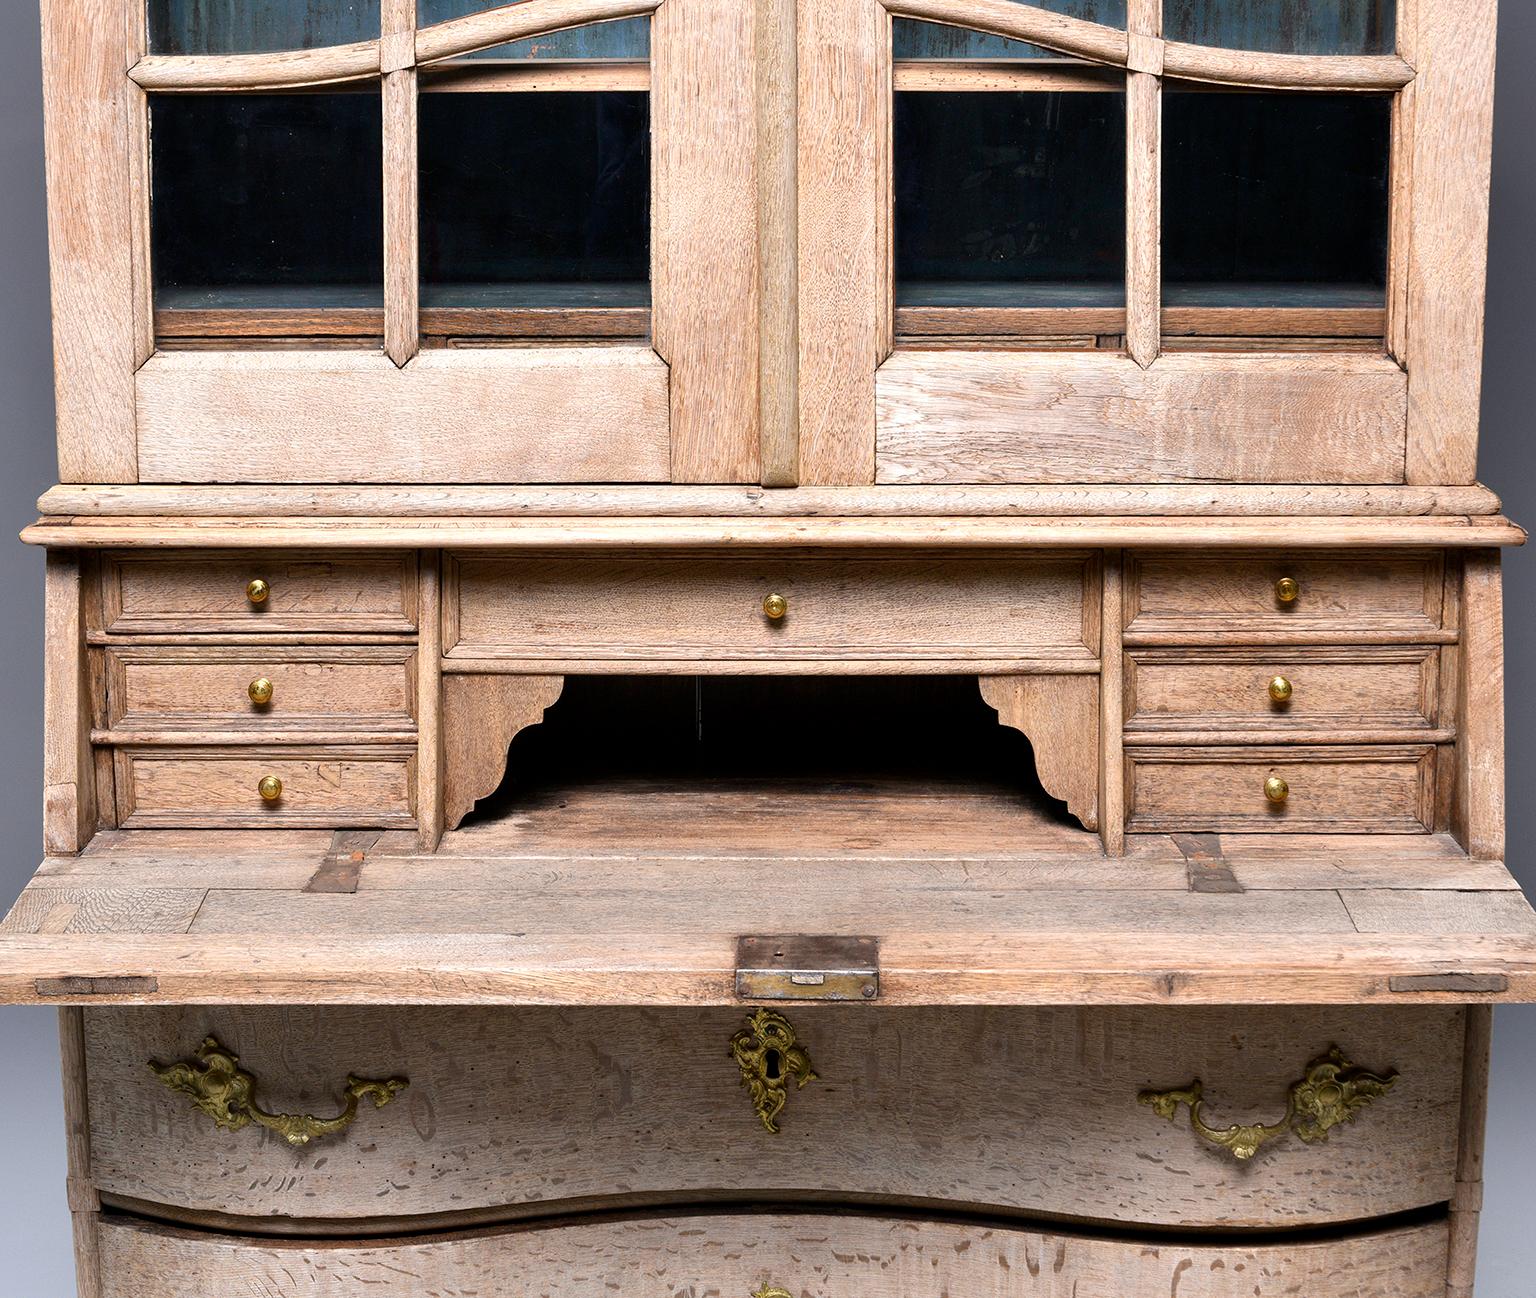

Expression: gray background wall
xmin=0 ymin=4 xmax=1533 ymax=1291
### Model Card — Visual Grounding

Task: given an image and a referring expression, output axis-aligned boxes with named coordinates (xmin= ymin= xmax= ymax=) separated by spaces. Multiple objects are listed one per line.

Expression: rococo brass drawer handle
xmin=753 ymin=1286 xmax=794 ymax=1298
xmin=150 ymin=1036 xmax=408 ymax=1148
xmin=730 ymin=1009 xmax=818 ymax=1134
xmin=1139 ymin=1046 xmax=1398 ymax=1161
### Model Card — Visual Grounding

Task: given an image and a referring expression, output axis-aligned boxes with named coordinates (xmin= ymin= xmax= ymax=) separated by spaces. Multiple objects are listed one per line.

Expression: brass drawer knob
xmin=257 ymin=775 xmax=284 ymax=803
xmin=730 ymin=1009 xmax=817 ymax=1134
xmin=1264 ymin=775 xmax=1289 ymax=804
xmin=1140 ymin=1046 xmax=1398 ymax=1161
xmin=1274 ymin=576 xmax=1300 ymax=604
xmin=248 ymin=677 xmax=274 ymax=706
xmin=1268 ymin=675 xmax=1293 ymax=704
xmin=762 ymin=593 xmax=788 ymax=621
xmin=151 ymin=1036 xmax=407 ymax=1148
xmin=246 ymin=578 xmax=271 ymax=605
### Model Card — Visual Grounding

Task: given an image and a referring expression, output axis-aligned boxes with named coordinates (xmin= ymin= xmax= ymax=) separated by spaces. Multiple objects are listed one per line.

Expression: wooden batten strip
xmin=1125 ymin=0 xmax=1160 ymax=368
xmin=1385 ymin=0 xmax=1419 ymax=365
xmin=383 ymin=0 xmax=420 ymax=367
xmin=420 ymin=60 xmax=650 ymax=92
xmin=652 ymin=0 xmax=761 ymax=481
xmin=1403 ymin=0 xmax=1496 ymax=483
xmin=1099 ymin=552 xmax=1126 ymax=856
xmin=893 ymin=60 xmax=1121 ymax=92
xmin=757 ymin=0 xmax=799 ymax=485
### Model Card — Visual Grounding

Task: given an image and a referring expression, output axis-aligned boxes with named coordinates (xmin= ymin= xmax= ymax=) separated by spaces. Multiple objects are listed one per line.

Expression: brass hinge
xmin=735 ymin=935 xmax=878 ymax=1001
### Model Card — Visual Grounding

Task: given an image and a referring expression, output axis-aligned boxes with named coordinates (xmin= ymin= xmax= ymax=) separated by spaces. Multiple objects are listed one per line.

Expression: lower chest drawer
xmin=96 ymin=1212 xmax=1450 ymax=1298
xmin=84 ymin=1004 xmax=1461 ymax=1231
xmin=113 ymin=747 xmax=415 ymax=827
xmin=1125 ymin=744 xmax=1438 ymax=833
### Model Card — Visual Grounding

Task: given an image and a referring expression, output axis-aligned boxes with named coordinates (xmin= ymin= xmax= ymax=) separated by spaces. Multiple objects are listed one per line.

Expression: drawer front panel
xmin=1126 ymin=745 xmax=1437 ymax=832
xmin=106 ymin=646 xmax=417 ymax=733
xmin=104 ymin=552 xmax=418 ymax=634
xmin=97 ymin=1213 xmax=1450 ymax=1298
xmin=1126 ymin=551 xmax=1443 ymax=637
xmin=1125 ymin=646 xmax=1440 ymax=734
xmin=447 ymin=554 xmax=1097 ymax=662
xmin=115 ymin=748 xmax=414 ymax=828
xmin=85 ymin=1005 xmax=1460 ymax=1230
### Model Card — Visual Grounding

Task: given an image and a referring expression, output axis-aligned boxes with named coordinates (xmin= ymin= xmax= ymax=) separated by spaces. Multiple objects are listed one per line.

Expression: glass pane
xmin=420 ymin=92 xmax=650 ymax=308
xmin=147 ymin=0 xmax=379 ymax=54
xmin=895 ymin=1 xmax=1125 ymax=59
xmin=150 ymin=93 xmax=383 ymax=310
xmin=1165 ymin=0 xmax=1394 ymax=55
xmin=895 ymin=91 xmax=1126 ymax=307
xmin=419 ymin=0 xmax=649 ymax=58
xmin=1162 ymin=91 xmax=1391 ymax=304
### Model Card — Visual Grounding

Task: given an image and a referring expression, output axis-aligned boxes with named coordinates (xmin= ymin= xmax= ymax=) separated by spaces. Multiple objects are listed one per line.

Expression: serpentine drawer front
xmin=102 ymin=552 xmax=419 ymax=635
xmin=444 ymin=553 xmax=1098 ymax=663
xmin=83 ymin=1005 xmax=1459 ymax=1231
xmin=94 ymin=1213 xmax=1452 ymax=1298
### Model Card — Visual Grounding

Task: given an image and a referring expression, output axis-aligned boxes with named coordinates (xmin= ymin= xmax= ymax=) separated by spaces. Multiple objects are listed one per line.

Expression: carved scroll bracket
xmin=442 ymin=675 xmax=565 ymax=831
xmin=979 ymin=675 xmax=1100 ymax=832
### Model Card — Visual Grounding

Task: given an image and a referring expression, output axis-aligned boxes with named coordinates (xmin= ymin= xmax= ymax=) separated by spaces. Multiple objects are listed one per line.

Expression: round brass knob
xmin=257 ymin=775 xmax=284 ymax=803
xmin=763 ymin=593 xmax=788 ymax=621
xmin=1268 ymin=675 xmax=1293 ymax=704
xmin=246 ymin=578 xmax=271 ymax=605
xmin=1274 ymin=576 xmax=1300 ymax=604
xmin=248 ymin=677 xmax=274 ymax=706
xmin=1264 ymin=775 xmax=1290 ymax=805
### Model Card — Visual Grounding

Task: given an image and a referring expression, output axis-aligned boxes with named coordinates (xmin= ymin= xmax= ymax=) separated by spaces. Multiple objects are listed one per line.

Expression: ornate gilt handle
xmin=150 ymin=1036 xmax=408 ymax=1148
xmin=753 ymin=1287 xmax=794 ymax=1298
xmin=730 ymin=1009 xmax=818 ymax=1134
xmin=1139 ymin=1046 xmax=1397 ymax=1161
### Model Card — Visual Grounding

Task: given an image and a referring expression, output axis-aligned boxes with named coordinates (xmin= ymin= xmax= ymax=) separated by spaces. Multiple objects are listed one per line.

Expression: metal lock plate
xmin=735 ymin=935 xmax=879 ymax=1001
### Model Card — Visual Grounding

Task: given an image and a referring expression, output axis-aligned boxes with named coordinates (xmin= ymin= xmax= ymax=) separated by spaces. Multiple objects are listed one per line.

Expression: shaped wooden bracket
xmin=979 ymin=675 xmax=1100 ymax=832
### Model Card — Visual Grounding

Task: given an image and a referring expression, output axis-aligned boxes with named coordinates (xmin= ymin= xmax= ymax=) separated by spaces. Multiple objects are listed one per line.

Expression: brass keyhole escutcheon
xmin=1268 ymin=675 xmax=1293 ymax=705
xmin=730 ymin=1009 xmax=817 ymax=1134
xmin=1274 ymin=576 xmax=1300 ymax=604
xmin=246 ymin=578 xmax=271 ymax=605
xmin=258 ymin=775 xmax=284 ymax=803
xmin=1264 ymin=776 xmax=1290 ymax=805
xmin=763 ymin=593 xmax=788 ymax=621
xmin=248 ymin=677 xmax=274 ymax=706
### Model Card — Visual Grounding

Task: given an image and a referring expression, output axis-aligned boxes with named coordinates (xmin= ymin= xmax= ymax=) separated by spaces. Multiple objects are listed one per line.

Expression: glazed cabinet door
xmin=46 ymin=0 xmax=759 ymax=483
xmin=793 ymin=0 xmax=1497 ymax=485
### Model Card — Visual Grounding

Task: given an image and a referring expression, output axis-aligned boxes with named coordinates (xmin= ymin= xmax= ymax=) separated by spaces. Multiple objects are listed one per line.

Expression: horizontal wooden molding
xmin=882 ymin=0 xmax=1412 ymax=91
xmin=130 ymin=0 xmax=660 ymax=91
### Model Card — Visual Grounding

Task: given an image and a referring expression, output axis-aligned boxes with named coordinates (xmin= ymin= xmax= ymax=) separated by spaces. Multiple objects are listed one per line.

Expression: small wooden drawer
xmin=96 ymin=1212 xmax=1450 ymax=1298
xmin=113 ymin=746 xmax=415 ymax=828
xmin=1126 ymin=744 xmax=1437 ymax=833
xmin=103 ymin=646 xmax=417 ymax=736
xmin=103 ymin=552 xmax=418 ymax=635
xmin=1125 ymin=551 xmax=1444 ymax=638
xmin=1124 ymin=646 xmax=1441 ymax=736
xmin=445 ymin=552 xmax=1098 ymax=665
xmin=84 ymin=1004 xmax=1460 ymax=1231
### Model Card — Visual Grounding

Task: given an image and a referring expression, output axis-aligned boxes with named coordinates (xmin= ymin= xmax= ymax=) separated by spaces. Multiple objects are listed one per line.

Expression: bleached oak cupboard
xmin=3 ymin=0 xmax=1531 ymax=1295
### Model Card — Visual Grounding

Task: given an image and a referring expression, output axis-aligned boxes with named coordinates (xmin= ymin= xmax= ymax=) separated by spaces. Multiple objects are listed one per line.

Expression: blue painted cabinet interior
xmin=418 ymin=1 xmax=649 ymax=58
xmin=1165 ymin=0 xmax=1393 ymax=54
